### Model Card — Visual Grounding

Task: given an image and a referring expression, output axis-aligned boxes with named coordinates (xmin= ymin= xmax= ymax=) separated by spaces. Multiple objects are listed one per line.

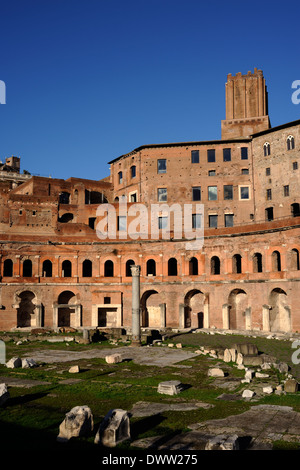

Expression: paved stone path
xmin=24 ymin=346 xmax=198 ymax=367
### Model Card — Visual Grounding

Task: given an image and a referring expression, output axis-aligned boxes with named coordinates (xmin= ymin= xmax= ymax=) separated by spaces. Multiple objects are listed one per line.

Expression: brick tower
xmin=221 ymin=68 xmax=270 ymax=139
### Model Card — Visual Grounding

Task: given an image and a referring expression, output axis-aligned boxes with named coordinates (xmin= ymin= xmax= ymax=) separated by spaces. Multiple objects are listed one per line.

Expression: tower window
xmin=157 ymin=159 xmax=166 ymax=174
xmin=287 ymin=135 xmax=295 ymax=150
xmin=263 ymin=142 xmax=271 ymax=156
xmin=223 ymin=148 xmax=231 ymax=162
xmin=207 ymin=149 xmax=215 ymax=162
xmin=241 ymin=147 xmax=248 ymax=160
xmin=191 ymin=150 xmax=199 ymax=163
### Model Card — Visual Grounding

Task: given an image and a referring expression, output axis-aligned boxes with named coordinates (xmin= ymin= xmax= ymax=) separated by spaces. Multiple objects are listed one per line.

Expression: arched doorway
xmin=269 ymin=288 xmax=290 ymax=332
xmin=228 ymin=289 xmax=248 ymax=330
xmin=57 ymin=291 xmax=78 ymax=327
xmin=17 ymin=291 xmax=36 ymax=327
xmin=183 ymin=290 xmax=206 ymax=328
xmin=140 ymin=290 xmax=164 ymax=328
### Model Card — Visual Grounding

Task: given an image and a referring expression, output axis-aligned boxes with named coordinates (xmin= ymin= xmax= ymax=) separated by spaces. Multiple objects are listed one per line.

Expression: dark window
xmin=241 ymin=147 xmax=248 ymax=160
xmin=118 ymin=171 xmax=123 ymax=184
xmin=157 ymin=188 xmax=167 ymax=202
xmin=42 ymin=260 xmax=52 ymax=277
xmin=291 ymin=203 xmax=300 ymax=217
xmin=131 ymin=165 xmax=136 ymax=178
xmin=287 ymin=136 xmax=295 ymax=150
xmin=59 ymin=192 xmax=70 ymax=204
xmin=146 ymin=259 xmax=156 ymax=276
xmin=240 ymin=186 xmax=249 ymax=199
xmin=264 ymin=143 xmax=270 ymax=156
xmin=189 ymin=257 xmax=198 ymax=275
xmin=241 ymin=168 xmax=249 ymax=175
xmin=23 ymin=259 xmax=32 ymax=277
xmin=104 ymin=260 xmax=114 ymax=277
xmin=82 ymin=259 xmax=92 ymax=277
xmin=209 ymin=215 xmax=218 ymax=228
xmin=157 ymin=159 xmax=166 ymax=173
xmin=168 ymin=258 xmax=177 ymax=276
xmin=223 ymin=148 xmax=231 ymax=162
xmin=89 ymin=217 xmax=96 ymax=229
xmin=208 ymin=186 xmax=217 ymax=201
xmin=158 ymin=216 xmax=168 ymax=230
xmin=130 ymin=193 xmax=137 ymax=202
xmin=232 ymin=254 xmax=242 ymax=274
xmin=117 ymin=215 xmax=126 ymax=231
xmin=191 ymin=150 xmax=199 ymax=163
xmin=253 ymin=253 xmax=263 ymax=273
xmin=211 ymin=256 xmax=220 ymax=275
xmin=62 ymin=260 xmax=72 ymax=277
xmin=266 ymin=189 xmax=272 ymax=200
xmin=104 ymin=297 xmax=111 ymax=304
xmin=225 ymin=214 xmax=234 ymax=227
xmin=266 ymin=167 xmax=271 ymax=176
xmin=192 ymin=186 xmax=201 ymax=201
xmin=293 ymin=161 xmax=298 ymax=170
xmin=3 ymin=259 xmax=13 ymax=277
xmin=207 ymin=149 xmax=215 ymax=162
xmin=126 ymin=259 xmax=134 ymax=277
xmin=284 ymin=185 xmax=289 ymax=197
xmin=266 ymin=207 xmax=274 ymax=221
xmin=208 ymin=170 xmax=216 ymax=176
xmin=290 ymin=249 xmax=300 ymax=270
xmin=224 ymin=185 xmax=233 ymax=200
xmin=192 ymin=213 xmax=201 ymax=229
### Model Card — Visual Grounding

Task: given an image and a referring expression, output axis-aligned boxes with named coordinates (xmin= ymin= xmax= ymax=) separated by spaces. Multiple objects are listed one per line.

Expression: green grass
xmin=0 ymin=331 xmax=300 ymax=450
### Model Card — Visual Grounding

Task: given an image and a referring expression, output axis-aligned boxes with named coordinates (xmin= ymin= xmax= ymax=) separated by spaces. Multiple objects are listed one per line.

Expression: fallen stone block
xmin=157 ymin=380 xmax=185 ymax=395
xmin=94 ymin=409 xmax=130 ymax=447
xmin=6 ymin=357 xmax=22 ymax=369
xmin=69 ymin=365 xmax=80 ymax=373
xmin=233 ymin=343 xmax=258 ymax=356
xmin=22 ymin=358 xmax=37 ymax=369
xmin=245 ymin=369 xmax=255 ymax=381
xmin=57 ymin=405 xmax=94 ymax=442
xmin=263 ymin=386 xmax=273 ymax=394
xmin=0 ymin=383 xmax=9 ymax=406
xmin=105 ymin=354 xmax=122 ymax=364
xmin=208 ymin=368 xmax=225 ymax=378
xmin=256 ymin=372 xmax=269 ymax=378
xmin=223 ymin=349 xmax=232 ymax=362
xmin=205 ymin=434 xmax=239 ymax=450
xmin=243 ymin=355 xmax=263 ymax=366
xmin=242 ymin=389 xmax=255 ymax=398
xmin=284 ymin=379 xmax=298 ymax=393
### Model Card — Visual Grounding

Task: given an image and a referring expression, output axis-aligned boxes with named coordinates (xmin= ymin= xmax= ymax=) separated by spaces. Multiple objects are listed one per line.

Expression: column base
xmin=130 ymin=339 xmax=142 ymax=347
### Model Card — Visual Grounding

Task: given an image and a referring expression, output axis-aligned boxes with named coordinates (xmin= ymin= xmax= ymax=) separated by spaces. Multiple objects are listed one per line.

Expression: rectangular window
xmin=130 ymin=192 xmax=137 ymax=202
xmin=284 ymin=185 xmax=289 ymax=197
xmin=266 ymin=167 xmax=271 ymax=176
xmin=241 ymin=168 xmax=249 ymax=175
xmin=223 ymin=185 xmax=233 ymax=200
xmin=223 ymin=148 xmax=231 ymax=162
xmin=241 ymin=147 xmax=248 ymax=160
xmin=191 ymin=150 xmax=199 ymax=163
xmin=240 ymin=186 xmax=250 ymax=200
xmin=158 ymin=216 xmax=168 ymax=230
xmin=208 ymin=186 xmax=217 ymax=200
xmin=225 ymin=214 xmax=234 ymax=227
xmin=209 ymin=214 xmax=218 ymax=228
xmin=207 ymin=149 xmax=215 ymax=162
xmin=266 ymin=207 xmax=274 ymax=221
xmin=157 ymin=159 xmax=166 ymax=173
xmin=293 ymin=161 xmax=298 ymax=170
xmin=117 ymin=215 xmax=127 ymax=231
xmin=192 ymin=186 xmax=201 ymax=201
xmin=104 ymin=297 xmax=111 ymax=304
xmin=192 ymin=213 xmax=201 ymax=229
xmin=131 ymin=165 xmax=136 ymax=178
xmin=208 ymin=170 xmax=216 ymax=176
xmin=157 ymin=188 xmax=167 ymax=202
xmin=266 ymin=189 xmax=272 ymax=200
xmin=118 ymin=171 xmax=123 ymax=184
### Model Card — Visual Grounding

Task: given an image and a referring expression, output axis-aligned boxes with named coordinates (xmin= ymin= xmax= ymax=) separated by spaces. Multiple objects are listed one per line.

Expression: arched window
xmin=253 ymin=253 xmax=263 ymax=273
xmin=211 ymin=256 xmax=220 ymax=275
xmin=104 ymin=260 xmax=114 ymax=277
xmin=287 ymin=135 xmax=295 ymax=151
xmin=3 ymin=259 xmax=13 ymax=277
xmin=130 ymin=165 xmax=136 ymax=178
xmin=126 ymin=259 xmax=134 ymax=277
xmin=62 ymin=260 xmax=72 ymax=277
xmin=118 ymin=171 xmax=123 ymax=184
xmin=263 ymin=142 xmax=271 ymax=156
xmin=189 ymin=257 xmax=198 ymax=275
xmin=42 ymin=260 xmax=52 ymax=277
xmin=271 ymin=250 xmax=281 ymax=272
xmin=232 ymin=254 xmax=242 ymax=274
xmin=146 ymin=259 xmax=156 ymax=276
xmin=168 ymin=258 xmax=177 ymax=276
xmin=82 ymin=259 xmax=92 ymax=277
xmin=59 ymin=213 xmax=74 ymax=223
xmin=23 ymin=259 xmax=32 ymax=277
xmin=290 ymin=249 xmax=300 ymax=270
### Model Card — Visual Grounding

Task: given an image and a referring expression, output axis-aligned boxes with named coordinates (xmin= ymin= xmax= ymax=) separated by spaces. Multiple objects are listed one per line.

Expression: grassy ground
xmin=0 ymin=330 xmax=299 ymax=451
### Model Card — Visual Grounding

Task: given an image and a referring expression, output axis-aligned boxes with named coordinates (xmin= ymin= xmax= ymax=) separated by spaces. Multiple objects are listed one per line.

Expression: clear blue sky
xmin=0 ymin=0 xmax=299 ymax=180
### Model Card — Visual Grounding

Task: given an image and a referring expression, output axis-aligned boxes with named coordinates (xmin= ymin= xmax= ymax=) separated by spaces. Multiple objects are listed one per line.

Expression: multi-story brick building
xmin=0 ymin=68 xmax=299 ymax=334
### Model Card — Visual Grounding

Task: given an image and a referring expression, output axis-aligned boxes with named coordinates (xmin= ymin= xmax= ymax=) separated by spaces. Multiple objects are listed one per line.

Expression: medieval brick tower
xmin=221 ymin=68 xmax=270 ymax=139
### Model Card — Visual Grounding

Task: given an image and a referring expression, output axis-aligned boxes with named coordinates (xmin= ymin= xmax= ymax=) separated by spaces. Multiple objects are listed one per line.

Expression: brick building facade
xmin=0 ymin=68 xmax=299 ymax=334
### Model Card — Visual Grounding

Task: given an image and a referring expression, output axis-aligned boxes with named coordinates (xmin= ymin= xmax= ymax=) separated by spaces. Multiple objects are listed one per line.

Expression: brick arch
xmin=228 ymin=288 xmax=248 ymax=330
xmin=268 ymin=288 xmax=290 ymax=332
xmin=183 ymin=289 xmax=207 ymax=328
xmin=140 ymin=289 xmax=164 ymax=328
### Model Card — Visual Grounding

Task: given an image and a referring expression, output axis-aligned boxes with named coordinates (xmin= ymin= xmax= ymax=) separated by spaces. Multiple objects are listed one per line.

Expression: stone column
xmin=130 ymin=265 xmax=141 ymax=346
xmin=245 ymin=307 xmax=251 ymax=330
xmin=203 ymin=301 xmax=210 ymax=329
xmin=262 ymin=304 xmax=271 ymax=332
xmin=222 ymin=304 xmax=230 ymax=330
xmin=179 ymin=303 xmax=185 ymax=329
xmin=160 ymin=303 xmax=166 ymax=328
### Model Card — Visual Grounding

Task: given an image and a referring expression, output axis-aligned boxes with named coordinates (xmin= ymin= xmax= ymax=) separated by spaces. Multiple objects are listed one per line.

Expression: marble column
xmin=130 ymin=265 xmax=141 ymax=346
